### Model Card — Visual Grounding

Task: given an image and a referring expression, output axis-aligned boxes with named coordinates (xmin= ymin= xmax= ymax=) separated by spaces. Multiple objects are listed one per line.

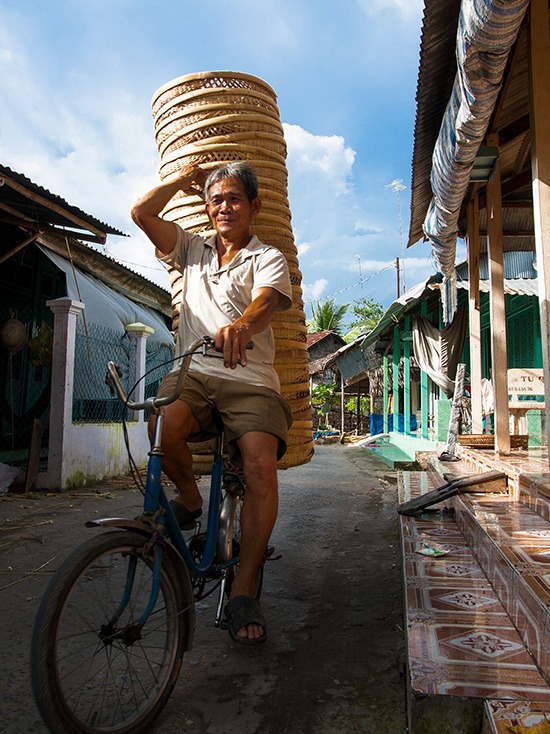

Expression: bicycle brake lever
xmin=105 ymin=364 xmax=123 ymax=395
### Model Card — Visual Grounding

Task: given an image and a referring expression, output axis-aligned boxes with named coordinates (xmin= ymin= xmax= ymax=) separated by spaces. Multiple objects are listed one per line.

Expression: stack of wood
xmin=151 ymin=71 xmax=313 ymax=470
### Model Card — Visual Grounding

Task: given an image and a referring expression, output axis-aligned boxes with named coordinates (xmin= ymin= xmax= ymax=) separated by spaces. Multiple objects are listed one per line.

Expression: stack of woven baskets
xmin=151 ymin=71 xmax=313 ymax=470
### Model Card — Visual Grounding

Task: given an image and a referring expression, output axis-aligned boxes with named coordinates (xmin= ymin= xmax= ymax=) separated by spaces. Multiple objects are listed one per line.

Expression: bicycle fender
xmin=84 ymin=518 xmax=197 ymax=650
xmin=86 ymin=517 xmax=156 ymax=533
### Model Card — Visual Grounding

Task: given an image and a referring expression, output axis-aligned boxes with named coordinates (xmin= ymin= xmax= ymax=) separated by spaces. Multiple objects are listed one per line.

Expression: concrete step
xmin=399 ymin=470 xmax=550 ymax=734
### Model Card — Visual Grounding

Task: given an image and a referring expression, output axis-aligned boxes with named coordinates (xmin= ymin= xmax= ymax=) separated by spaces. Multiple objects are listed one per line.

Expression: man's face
xmin=205 ymin=177 xmax=260 ymax=242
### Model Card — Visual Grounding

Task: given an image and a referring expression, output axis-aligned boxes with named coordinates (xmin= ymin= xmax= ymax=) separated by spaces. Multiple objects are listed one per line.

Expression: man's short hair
xmin=204 ymin=162 xmax=259 ymax=203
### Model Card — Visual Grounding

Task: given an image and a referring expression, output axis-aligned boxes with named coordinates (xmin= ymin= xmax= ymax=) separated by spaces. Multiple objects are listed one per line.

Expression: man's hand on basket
xmin=178 ymin=163 xmax=207 ymax=193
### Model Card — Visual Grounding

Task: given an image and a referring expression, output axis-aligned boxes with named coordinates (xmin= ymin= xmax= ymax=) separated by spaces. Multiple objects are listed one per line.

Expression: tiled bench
xmin=453 ymin=486 xmax=550 ymax=682
xmin=399 ymin=470 xmax=550 ymax=733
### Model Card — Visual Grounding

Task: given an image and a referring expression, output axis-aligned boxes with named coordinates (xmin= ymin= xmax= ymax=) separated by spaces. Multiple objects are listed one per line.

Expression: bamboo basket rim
xmin=158 ymin=159 xmax=289 ymax=185
xmin=152 ymin=71 xmax=278 ymax=107
xmin=155 ymin=101 xmax=282 ymax=131
xmin=159 ymin=148 xmax=289 ymax=172
xmin=160 ymin=139 xmax=288 ymax=168
xmin=160 ymin=129 xmax=288 ymax=158
xmin=155 ymin=109 xmax=284 ymax=144
xmin=153 ymin=86 xmax=279 ymax=121
xmin=158 ymin=129 xmax=285 ymax=161
xmin=274 ymin=339 xmax=307 ymax=350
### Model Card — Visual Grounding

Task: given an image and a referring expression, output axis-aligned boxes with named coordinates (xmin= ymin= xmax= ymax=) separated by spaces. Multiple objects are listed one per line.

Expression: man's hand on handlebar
xmin=214 ymin=323 xmax=251 ymax=369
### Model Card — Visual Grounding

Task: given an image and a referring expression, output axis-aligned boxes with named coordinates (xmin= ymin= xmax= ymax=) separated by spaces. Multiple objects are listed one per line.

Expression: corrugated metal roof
xmin=455 ymin=250 xmax=537 ymax=280
xmin=455 ymin=250 xmax=538 ymax=297
xmin=0 ymin=164 xmax=126 ymax=240
xmin=306 ymin=331 xmax=338 ymax=348
xmin=408 ymin=0 xmax=534 ymax=260
xmin=421 ymin=0 xmax=530 ymax=295
xmin=408 ymin=0 xmax=462 ymax=248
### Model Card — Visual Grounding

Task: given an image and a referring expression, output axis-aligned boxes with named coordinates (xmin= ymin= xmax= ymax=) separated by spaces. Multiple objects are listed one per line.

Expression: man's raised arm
xmin=131 ymin=164 xmax=207 ymax=255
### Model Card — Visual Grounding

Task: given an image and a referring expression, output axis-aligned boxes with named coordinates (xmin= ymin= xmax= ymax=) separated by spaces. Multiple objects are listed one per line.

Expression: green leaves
xmin=307 ymin=299 xmax=350 ymax=335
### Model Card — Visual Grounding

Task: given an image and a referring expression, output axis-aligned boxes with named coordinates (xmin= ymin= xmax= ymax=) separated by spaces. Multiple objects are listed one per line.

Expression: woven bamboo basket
xmin=152 ymin=71 xmax=313 ymax=470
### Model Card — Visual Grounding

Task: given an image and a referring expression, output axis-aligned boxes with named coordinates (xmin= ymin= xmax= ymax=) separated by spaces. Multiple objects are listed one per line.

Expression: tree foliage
xmin=344 ymin=296 xmax=384 ymax=341
xmin=311 ymin=382 xmax=339 ymax=416
xmin=307 ymin=299 xmax=350 ymax=335
xmin=348 ymin=296 xmax=384 ymax=331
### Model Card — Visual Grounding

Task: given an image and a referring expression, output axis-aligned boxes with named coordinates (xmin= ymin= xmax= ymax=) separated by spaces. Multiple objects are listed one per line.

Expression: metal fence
xmin=143 ymin=343 xmax=175 ymax=420
xmin=72 ymin=319 xmax=135 ymax=423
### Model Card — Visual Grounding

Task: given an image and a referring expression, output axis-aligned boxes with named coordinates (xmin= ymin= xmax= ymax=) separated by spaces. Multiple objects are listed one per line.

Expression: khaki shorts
xmin=157 ymin=370 xmax=293 ymax=461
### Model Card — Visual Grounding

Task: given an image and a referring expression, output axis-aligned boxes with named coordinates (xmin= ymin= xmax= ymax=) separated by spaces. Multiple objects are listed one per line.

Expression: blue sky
xmin=0 ymin=0 xmax=438 ymax=322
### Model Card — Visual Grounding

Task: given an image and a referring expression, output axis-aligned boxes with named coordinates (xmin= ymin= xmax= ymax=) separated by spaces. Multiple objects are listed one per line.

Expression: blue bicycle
xmin=31 ymin=336 xmax=264 ymax=734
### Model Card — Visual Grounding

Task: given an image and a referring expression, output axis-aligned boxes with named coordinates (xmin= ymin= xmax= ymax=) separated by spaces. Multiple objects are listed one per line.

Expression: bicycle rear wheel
xmin=31 ymin=530 xmax=192 ymax=734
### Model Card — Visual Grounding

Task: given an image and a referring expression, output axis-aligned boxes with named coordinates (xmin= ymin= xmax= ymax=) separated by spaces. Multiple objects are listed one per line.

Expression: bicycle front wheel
xmin=31 ymin=530 xmax=191 ymax=734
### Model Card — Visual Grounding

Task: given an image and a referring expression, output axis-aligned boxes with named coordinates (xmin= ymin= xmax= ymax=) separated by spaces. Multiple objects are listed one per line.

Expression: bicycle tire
xmin=218 ymin=491 xmax=263 ymax=600
xmin=31 ymin=530 xmax=192 ymax=734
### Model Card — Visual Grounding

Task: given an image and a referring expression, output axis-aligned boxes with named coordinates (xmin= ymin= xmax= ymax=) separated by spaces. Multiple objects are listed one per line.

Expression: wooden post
xmin=486 ymin=141 xmax=511 ymax=454
xmin=24 ymin=419 xmax=44 ymax=492
xmin=467 ymin=196 xmax=484 ymax=434
xmin=356 ymin=382 xmax=361 ymax=433
xmin=404 ymin=315 xmax=411 ymax=435
xmin=529 ymin=0 xmax=550 ymax=464
xmin=396 ymin=257 xmax=400 ymax=298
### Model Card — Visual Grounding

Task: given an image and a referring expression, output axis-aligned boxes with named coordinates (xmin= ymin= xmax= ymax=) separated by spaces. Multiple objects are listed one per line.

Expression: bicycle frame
xmin=95 ymin=337 xmax=242 ymax=629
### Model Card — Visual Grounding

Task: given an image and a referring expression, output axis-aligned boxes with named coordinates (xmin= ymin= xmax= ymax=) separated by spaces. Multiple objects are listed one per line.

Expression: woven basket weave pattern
xmin=152 ymin=71 xmax=313 ymax=469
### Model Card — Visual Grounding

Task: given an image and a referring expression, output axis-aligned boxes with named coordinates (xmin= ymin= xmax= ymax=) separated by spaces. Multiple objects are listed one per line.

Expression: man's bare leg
xmin=148 ymin=401 xmax=203 ymax=512
xmin=230 ymin=431 xmax=279 ymax=641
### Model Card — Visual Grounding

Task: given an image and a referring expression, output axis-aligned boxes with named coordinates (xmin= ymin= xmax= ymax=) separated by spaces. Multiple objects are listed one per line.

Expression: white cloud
xmin=0 ymin=4 xmax=428 ymax=308
xmin=302 ymin=279 xmax=328 ymax=303
xmin=283 ymin=123 xmax=355 ymax=195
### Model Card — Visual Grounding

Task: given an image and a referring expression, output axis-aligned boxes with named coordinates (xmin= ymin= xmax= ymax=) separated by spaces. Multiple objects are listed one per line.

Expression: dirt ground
xmin=0 ymin=443 xmax=407 ymax=734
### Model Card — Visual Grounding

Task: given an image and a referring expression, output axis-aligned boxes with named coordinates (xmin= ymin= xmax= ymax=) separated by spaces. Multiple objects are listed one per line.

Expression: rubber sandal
xmin=169 ymin=499 xmax=202 ymax=530
xmin=224 ymin=595 xmax=267 ymax=646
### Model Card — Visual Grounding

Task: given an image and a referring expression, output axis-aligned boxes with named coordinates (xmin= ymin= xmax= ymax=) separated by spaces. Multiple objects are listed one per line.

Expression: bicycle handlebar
xmin=106 ymin=336 xmax=214 ymax=413
xmin=106 ymin=335 xmax=253 ymax=413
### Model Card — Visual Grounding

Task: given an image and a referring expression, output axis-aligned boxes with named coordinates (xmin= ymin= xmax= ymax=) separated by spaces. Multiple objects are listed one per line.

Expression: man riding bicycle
xmin=131 ymin=160 xmax=292 ymax=645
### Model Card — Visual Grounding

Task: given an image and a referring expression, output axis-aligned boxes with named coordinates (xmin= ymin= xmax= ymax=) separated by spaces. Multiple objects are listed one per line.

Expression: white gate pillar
xmin=125 ymin=322 xmax=155 ymax=410
xmin=46 ymin=297 xmax=84 ymax=488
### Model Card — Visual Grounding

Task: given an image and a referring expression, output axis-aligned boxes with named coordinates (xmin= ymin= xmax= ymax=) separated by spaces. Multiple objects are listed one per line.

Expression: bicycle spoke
xmin=32 ymin=531 xmax=191 ymax=734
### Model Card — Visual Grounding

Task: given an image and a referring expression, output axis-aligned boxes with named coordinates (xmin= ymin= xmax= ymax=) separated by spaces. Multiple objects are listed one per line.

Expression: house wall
xmin=42 ymin=297 xmax=168 ymax=490
xmin=38 ymin=421 xmax=150 ymax=489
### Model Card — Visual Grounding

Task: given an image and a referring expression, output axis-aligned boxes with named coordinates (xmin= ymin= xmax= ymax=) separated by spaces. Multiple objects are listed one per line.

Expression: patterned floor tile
xmin=484 ymin=699 xmax=550 ymax=733
xmin=400 ymin=470 xmax=550 ymax=703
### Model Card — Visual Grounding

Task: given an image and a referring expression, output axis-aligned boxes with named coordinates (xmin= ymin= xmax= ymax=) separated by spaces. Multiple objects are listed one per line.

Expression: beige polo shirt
xmin=158 ymin=225 xmax=292 ymax=392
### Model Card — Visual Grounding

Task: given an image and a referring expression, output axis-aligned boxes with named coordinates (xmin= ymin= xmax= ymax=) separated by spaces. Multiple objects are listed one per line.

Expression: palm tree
xmin=307 ymin=299 xmax=350 ymax=335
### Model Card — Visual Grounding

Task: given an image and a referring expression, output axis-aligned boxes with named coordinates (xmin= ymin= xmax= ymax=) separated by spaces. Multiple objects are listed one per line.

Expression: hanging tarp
xmin=39 ymin=246 xmax=173 ymax=347
xmin=412 ymin=305 xmax=468 ymax=398
xmin=423 ymin=0 xmax=529 ymax=322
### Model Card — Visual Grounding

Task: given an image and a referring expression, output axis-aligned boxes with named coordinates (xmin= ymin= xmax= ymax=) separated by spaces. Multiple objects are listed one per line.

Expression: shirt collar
xmin=207 ymin=234 xmax=263 ymax=272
